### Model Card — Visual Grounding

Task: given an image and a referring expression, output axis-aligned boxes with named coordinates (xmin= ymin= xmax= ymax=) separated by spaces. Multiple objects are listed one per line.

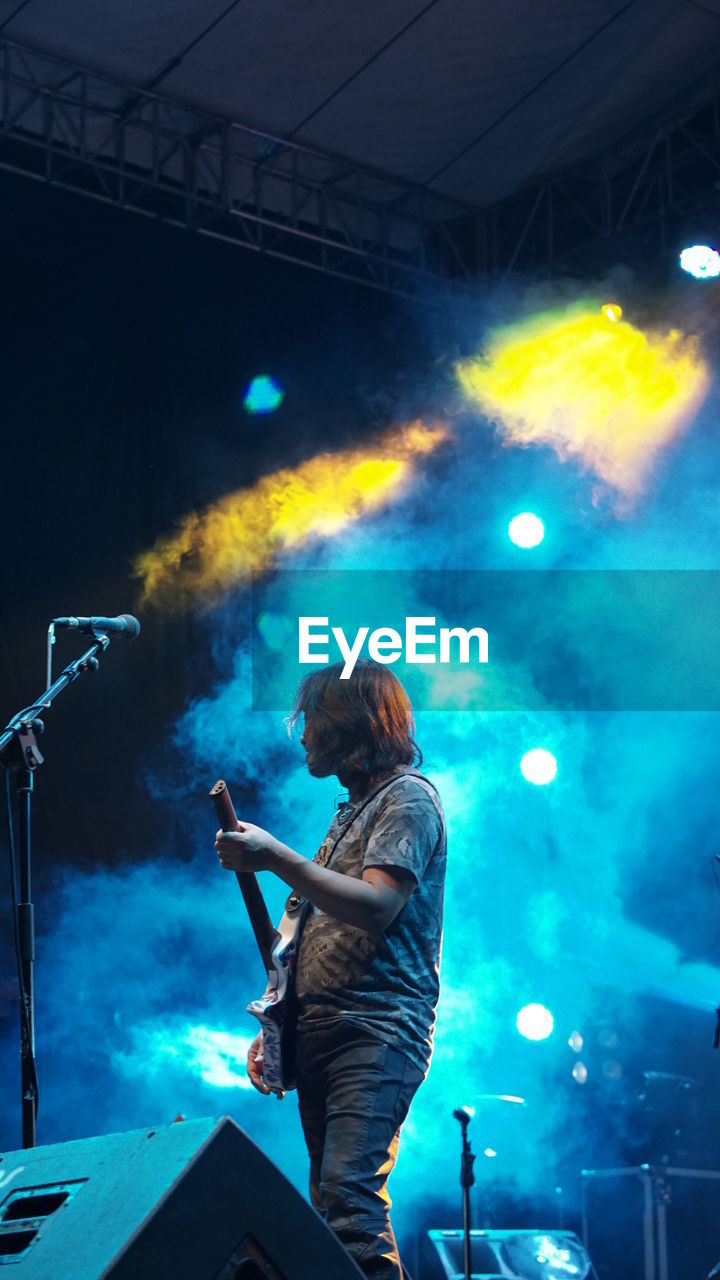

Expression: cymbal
xmin=474 ymin=1094 xmax=528 ymax=1106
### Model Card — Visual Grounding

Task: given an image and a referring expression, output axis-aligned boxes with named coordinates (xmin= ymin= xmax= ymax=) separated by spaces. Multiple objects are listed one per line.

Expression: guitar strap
xmin=283 ymin=767 xmax=440 ymax=921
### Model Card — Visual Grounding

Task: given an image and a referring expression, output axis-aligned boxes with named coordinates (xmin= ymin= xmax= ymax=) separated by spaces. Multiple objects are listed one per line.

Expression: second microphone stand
xmin=453 ymin=1107 xmax=476 ymax=1280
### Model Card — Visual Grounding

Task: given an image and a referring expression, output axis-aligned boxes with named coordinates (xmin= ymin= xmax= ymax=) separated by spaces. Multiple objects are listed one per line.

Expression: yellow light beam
xmin=456 ymin=300 xmax=709 ymax=504
xmin=134 ymin=420 xmax=447 ymax=610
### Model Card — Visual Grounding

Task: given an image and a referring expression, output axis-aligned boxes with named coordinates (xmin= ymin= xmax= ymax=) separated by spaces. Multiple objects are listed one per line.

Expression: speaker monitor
xmin=424 ymin=1227 xmax=594 ymax=1279
xmin=0 ymin=1115 xmax=363 ymax=1279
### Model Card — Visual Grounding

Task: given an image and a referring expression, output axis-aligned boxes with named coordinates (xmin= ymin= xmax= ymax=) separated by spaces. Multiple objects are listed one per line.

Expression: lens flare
xmin=135 ymin=421 xmax=447 ymax=609
xmin=456 ymin=300 xmax=708 ymax=503
xmin=243 ymin=374 xmax=284 ymax=415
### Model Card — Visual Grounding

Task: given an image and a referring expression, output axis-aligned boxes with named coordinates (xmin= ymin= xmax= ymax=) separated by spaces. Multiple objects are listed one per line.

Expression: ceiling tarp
xmin=1 ymin=0 xmax=718 ymax=211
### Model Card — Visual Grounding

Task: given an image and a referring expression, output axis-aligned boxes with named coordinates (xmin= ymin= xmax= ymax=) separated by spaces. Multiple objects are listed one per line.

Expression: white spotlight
xmin=516 ymin=1003 xmax=554 ymax=1041
xmin=508 ymin=512 xmax=544 ymax=548
xmin=679 ymin=245 xmax=720 ymax=279
xmin=520 ymin=748 xmax=557 ymax=786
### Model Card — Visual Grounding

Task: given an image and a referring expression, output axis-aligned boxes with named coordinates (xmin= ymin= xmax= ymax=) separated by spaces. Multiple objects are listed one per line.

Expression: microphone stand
xmin=0 ymin=633 xmax=110 ymax=1148
xmin=453 ymin=1108 xmax=476 ymax=1280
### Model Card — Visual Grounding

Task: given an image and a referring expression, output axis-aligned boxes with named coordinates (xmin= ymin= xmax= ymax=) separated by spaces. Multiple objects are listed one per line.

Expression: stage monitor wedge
xmin=0 ymin=1115 xmax=363 ymax=1279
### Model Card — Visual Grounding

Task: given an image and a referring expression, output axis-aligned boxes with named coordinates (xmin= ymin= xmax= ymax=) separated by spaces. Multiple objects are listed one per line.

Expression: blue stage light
xmin=243 ymin=375 xmax=285 ymax=415
xmin=679 ymin=245 xmax=720 ymax=279
xmin=508 ymin=512 xmax=544 ymax=548
xmin=520 ymin=748 xmax=557 ymax=785
xmin=516 ymin=1003 xmax=554 ymax=1041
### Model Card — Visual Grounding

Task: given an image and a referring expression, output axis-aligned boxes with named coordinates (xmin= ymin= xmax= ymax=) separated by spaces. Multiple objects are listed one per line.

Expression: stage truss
xmin=435 ymin=73 xmax=720 ymax=278
xmin=0 ymin=38 xmax=476 ymax=297
xmin=1 ymin=38 xmax=719 ymax=292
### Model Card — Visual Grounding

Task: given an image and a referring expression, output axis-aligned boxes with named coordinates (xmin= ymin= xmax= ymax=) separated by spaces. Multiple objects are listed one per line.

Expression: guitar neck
xmin=234 ymin=875 xmax=278 ymax=975
xmin=210 ymin=779 xmax=278 ymax=973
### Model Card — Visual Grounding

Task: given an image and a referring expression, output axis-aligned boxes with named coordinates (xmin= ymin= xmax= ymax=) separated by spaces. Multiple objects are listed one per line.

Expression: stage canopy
xmin=1 ymin=1 xmax=719 ymax=284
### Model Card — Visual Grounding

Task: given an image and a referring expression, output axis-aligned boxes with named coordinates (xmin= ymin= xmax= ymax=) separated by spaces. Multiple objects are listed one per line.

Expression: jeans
xmin=295 ymin=1021 xmax=426 ymax=1280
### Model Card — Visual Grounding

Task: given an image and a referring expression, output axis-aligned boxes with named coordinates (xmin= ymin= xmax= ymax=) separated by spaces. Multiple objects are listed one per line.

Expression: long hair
xmin=289 ymin=659 xmax=422 ymax=782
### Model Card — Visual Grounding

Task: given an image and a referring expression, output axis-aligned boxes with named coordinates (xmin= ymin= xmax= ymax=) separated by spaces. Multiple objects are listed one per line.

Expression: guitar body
xmin=210 ymin=779 xmax=304 ymax=1096
xmin=246 ymin=897 xmax=306 ymax=1093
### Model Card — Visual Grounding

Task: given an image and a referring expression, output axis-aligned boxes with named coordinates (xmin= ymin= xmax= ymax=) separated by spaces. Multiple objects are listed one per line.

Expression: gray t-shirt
xmin=294 ymin=769 xmax=446 ymax=1073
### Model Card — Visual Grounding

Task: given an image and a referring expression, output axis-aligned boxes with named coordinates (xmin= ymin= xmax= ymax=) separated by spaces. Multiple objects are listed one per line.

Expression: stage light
xmin=679 ymin=245 xmax=720 ymax=279
xmin=243 ymin=374 xmax=284 ymax=414
xmin=508 ymin=511 xmax=544 ymax=548
xmin=516 ymin=1003 xmax=554 ymax=1041
xmin=520 ymin=748 xmax=557 ymax=786
xmin=572 ymin=1062 xmax=588 ymax=1084
xmin=568 ymin=1031 xmax=583 ymax=1053
xmin=601 ymin=302 xmax=622 ymax=322
xmin=483 ymin=1148 xmax=498 ymax=1159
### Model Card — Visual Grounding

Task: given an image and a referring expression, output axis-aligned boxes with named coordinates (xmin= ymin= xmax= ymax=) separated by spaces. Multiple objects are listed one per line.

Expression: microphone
xmin=453 ymin=1107 xmax=473 ymax=1125
xmin=52 ymin=614 xmax=141 ymax=639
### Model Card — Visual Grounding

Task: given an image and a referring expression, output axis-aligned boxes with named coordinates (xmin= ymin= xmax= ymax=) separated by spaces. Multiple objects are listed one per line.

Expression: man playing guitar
xmin=215 ymin=659 xmax=446 ymax=1280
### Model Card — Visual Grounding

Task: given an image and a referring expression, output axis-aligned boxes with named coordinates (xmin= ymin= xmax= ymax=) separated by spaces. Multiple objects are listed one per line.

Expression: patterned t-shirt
xmin=294 ymin=769 xmax=446 ymax=1073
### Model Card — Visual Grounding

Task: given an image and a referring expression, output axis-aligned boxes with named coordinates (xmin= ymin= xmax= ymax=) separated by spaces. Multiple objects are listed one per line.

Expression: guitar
xmin=211 ymin=769 xmax=430 ymax=1095
xmin=210 ymin=779 xmax=304 ymax=1097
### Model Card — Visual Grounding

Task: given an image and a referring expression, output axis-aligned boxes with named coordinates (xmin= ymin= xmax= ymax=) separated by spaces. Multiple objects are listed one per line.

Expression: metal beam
xmin=0 ymin=38 xmax=478 ymax=297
